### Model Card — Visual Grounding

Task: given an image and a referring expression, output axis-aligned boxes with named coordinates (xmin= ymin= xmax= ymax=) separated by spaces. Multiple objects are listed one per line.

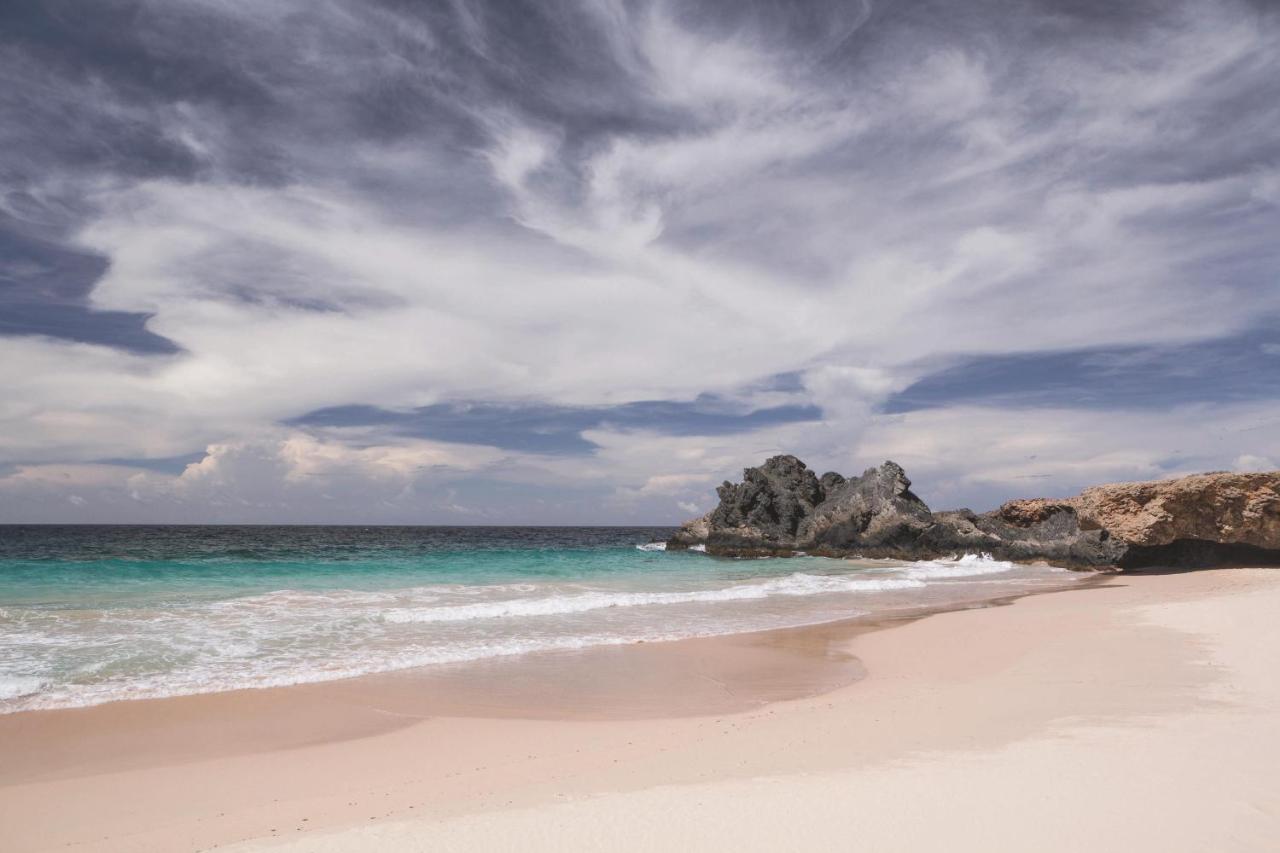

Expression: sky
xmin=1 ymin=0 xmax=1278 ymax=524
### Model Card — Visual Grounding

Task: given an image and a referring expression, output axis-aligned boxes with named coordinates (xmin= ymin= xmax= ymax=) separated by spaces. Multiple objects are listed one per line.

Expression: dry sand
xmin=2 ymin=568 xmax=1277 ymax=852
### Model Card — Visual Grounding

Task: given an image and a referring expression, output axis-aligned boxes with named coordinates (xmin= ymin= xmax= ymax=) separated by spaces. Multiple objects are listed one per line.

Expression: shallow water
xmin=0 ymin=525 xmax=1082 ymax=712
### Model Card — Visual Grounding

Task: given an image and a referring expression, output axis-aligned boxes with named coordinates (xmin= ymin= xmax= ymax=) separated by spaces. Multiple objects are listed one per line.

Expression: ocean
xmin=0 ymin=525 xmax=1082 ymax=713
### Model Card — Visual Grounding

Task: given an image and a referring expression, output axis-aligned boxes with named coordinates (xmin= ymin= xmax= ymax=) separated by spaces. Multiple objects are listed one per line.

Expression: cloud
xmin=858 ymin=401 xmax=1280 ymax=509
xmin=289 ymin=397 xmax=822 ymax=454
xmin=0 ymin=431 xmax=512 ymax=523
xmin=884 ymin=329 xmax=1280 ymax=412
xmin=0 ymin=0 xmax=1277 ymax=521
xmin=1235 ymin=454 xmax=1277 ymax=473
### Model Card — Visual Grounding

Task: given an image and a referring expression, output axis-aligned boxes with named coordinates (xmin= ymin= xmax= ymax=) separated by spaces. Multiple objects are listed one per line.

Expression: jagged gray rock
xmin=798 ymin=461 xmax=935 ymax=554
xmin=705 ymin=454 xmax=826 ymax=549
xmin=668 ymin=456 xmax=1124 ymax=567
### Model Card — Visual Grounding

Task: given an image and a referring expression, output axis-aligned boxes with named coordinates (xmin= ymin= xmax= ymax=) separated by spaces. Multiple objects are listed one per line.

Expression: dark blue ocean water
xmin=0 ymin=526 xmax=1076 ymax=712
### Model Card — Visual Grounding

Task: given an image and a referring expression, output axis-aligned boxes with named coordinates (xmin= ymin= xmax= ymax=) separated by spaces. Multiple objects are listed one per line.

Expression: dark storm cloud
xmin=0 ymin=0 xmax=697 ymax=349
xmin=290 ymin=399 xmax=823 ymax=455
xmin=5 ymin=0 xmax=1277 ymax=267
xmin=657 ymin=0 xmax=1280 ymax=280
xmin=0 ymin=302 xmax=179 ymax=354
xmin=0 ymin=0 xmax=743 ymax=348
xmin=883 ymin=328 xmax=1280 ymax=412
xmin=1 ymin=0 xmax=463 ymax=348
xmin=92 ymin=451 xmax=207 ymax=474
xmin=0 ymin=216 xmax=180 ymax=352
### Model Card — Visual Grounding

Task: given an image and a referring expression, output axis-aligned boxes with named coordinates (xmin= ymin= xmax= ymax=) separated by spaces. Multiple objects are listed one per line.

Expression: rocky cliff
xmin=1071 ymin=471 xmax=1279 ymax=567
xmin=668 ymin=457 xmax=1280 ymax=569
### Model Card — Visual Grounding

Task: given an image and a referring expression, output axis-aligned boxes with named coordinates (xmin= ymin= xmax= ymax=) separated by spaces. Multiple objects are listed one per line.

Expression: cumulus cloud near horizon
xmin=1 ymin=0 xmax=1278 ymax=522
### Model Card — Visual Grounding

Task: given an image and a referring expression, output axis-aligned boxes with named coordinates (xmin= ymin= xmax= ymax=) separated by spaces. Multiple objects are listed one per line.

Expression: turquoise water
xmin=0 ymin=526 xmax=1080 ymax=712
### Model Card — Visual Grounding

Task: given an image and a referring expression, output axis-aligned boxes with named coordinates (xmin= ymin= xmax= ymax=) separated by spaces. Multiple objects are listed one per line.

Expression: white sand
xmin=227 ymin=570 xmax=1280 ymax=853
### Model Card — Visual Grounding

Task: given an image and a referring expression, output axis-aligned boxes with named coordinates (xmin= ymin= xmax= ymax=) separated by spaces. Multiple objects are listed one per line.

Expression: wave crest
xmin=383 ymin=572 xmax=924 ymax=624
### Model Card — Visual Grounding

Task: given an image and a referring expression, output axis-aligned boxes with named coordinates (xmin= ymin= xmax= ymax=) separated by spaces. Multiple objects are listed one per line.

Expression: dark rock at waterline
xmin=670 ymin=456 xmax=1124 ymax=566
xmin=706 ymin=454 xmax=826 ymax=549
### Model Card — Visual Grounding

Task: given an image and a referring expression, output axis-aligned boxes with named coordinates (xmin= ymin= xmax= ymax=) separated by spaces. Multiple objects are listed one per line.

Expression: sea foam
xmin=0 ymin=675 xmax=46 ymax=702
xmin=382 ymin=572 xmax=924 ymax=624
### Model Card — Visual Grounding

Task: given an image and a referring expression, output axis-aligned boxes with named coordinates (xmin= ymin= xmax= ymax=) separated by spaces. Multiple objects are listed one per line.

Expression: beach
xmin=2 ymin=567 xmax=1277 ymax=852
xmin=5 ymin=1 xmax=1278 ymax=849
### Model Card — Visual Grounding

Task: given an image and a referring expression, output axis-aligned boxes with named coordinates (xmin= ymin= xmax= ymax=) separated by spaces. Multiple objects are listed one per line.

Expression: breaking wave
xmin=383 ymin=572 xmax=924 ymax=624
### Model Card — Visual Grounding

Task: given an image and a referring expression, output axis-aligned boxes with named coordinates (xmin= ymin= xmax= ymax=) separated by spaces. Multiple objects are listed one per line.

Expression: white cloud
xmin=1234 ymin=454 xmax=1276 ymax=473
xmin=636 ymin=473 xmax=714 ymax=495
xmin=858 ymin=402 xmax=1280 ymax=509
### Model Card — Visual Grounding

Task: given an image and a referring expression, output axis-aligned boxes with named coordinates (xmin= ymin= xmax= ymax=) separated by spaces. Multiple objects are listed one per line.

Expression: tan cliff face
xmin=1065 ymin=471 xmax=1280 ymax=550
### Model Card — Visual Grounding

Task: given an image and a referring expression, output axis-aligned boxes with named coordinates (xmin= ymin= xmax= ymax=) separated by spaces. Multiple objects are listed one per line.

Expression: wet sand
xmin=3 ymin=581 xmax=1088 ymax=787
xmin=2 ymin=569 xmax=1277 ymax=852
xmin=0 ymin=612 xmax=880 ymax=786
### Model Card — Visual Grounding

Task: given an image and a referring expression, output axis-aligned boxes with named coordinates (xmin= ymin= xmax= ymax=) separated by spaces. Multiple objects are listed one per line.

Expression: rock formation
xmin=669 ymin=457 xmax=1280 ymax=569
xmin=1071 ymin=471 xmax=1279 ymax=567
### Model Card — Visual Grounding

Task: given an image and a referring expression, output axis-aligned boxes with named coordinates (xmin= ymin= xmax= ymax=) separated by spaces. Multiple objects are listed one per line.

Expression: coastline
xmin=2 ymin=568 xmax=1277 ymax=851
xmin=0 ymin=572 xmax=1097 ymax=783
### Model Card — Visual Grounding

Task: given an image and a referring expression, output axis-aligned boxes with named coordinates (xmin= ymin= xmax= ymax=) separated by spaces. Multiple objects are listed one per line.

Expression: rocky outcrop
xmin=1069 ymin=471 xmax=1280 ymax=568
xmin=668 ymin=457 xmax=1280 ymax=569
xmin=797 ymin=461 xmax=935 ymax=555
xmin=669 ymin=512 xmax=713 ymax=549
xmin=701 ymin=455 xmax=828 ymax=551
xmin=669 ymin=456 xmax=1124 ymax=567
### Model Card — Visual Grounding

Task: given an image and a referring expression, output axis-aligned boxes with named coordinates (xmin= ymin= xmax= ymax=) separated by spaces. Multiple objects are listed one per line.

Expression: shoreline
xmin=0 ymin=556 xmax=1093 ymax=722
xmin=0 ymin=601 xmax=940 ymax=783
xmin=0 ymin=571 xmax=1101 ymax=786
xmin=0 ymin=550 xmax=1074 ymax=720
xmin=1 ymin=568 xmax=1276 ymax=851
